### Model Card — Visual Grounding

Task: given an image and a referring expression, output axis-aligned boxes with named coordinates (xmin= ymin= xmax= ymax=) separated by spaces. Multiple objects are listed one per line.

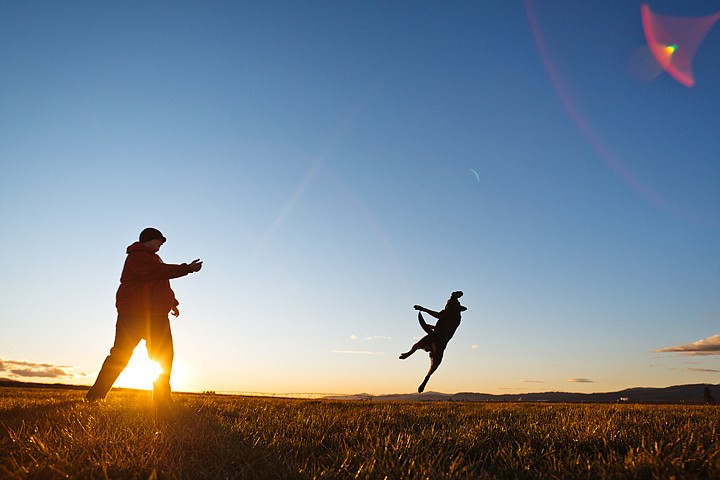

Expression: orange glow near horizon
xmin=114 ymin=348 xmax=163 ymax=390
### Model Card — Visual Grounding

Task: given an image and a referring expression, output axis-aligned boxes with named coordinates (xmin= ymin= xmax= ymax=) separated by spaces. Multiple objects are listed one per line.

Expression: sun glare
xmin=114 ymin=348 xmax=163 ymax=390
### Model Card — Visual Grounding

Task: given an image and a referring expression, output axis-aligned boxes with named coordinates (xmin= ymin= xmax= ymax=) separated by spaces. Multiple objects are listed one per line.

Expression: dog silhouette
xmin=400 ymin=291 xmax=467 ymax=393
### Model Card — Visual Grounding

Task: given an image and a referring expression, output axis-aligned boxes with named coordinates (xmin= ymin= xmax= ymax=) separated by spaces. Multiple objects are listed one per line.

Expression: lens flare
xmin=524 ymin=0 xmax=678 ymax=215
xmin=641 ymin=4 xmax=720 ymax=87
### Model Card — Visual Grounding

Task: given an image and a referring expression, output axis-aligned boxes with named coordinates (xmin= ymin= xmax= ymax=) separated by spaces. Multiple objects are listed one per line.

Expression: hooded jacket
xmin=115 ymin=242 xmax=195 ymax=317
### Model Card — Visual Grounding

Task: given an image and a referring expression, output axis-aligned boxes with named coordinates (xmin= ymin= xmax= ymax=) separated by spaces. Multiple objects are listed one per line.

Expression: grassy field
xmin=1 ymin=387 xmax=719 ymax=479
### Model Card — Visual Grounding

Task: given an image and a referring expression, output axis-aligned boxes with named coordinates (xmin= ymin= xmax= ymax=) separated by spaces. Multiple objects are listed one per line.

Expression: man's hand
xmin=171 ymin=306 xmax=180 ymax=317
xmin=414 ymin=305 xmax=425 ymax=311
xmin=188 ymin=259 xmax=203 ymax=273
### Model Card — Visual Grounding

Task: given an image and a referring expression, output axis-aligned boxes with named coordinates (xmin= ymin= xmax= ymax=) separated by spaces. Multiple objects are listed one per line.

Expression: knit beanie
xmin=139 ymin=227 xmax=166 ymax=243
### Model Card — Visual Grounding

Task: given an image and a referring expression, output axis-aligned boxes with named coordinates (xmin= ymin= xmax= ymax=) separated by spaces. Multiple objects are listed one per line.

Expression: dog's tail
xmin=418 ymin=312 xmax=435 ymax=334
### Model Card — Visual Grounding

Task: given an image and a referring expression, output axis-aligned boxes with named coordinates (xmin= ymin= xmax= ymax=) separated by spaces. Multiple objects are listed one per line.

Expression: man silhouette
xmin=86 ymin=227 xmax=202 ymax=407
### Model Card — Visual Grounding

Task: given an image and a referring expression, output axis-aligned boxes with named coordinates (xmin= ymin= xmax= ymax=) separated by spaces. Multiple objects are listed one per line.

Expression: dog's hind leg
xmin=400 ymin=335 xmax=432 ymax=360
xmin=418 ymin=348 xmax=444 ymax=393
xmin=400 ymin=342 xmax=420 ymax=359
xmin=399 ymin=348 xmax=415 ymax=360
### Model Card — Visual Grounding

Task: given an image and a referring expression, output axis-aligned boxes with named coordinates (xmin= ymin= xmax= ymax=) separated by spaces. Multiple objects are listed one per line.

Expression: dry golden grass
xmin=1 ymin=387 xmax=719 ymax=479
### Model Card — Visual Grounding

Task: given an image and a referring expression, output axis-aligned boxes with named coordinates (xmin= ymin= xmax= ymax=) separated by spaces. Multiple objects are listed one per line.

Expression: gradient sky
xmin=1 ymin=0 xmax=719 ymax=396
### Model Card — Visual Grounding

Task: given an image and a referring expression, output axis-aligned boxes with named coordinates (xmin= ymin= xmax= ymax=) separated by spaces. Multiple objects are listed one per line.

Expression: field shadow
xmin=0 ymin=397 xmax=85 ymax=431
xmin=145 ymin=398 xmax=299 ymax=478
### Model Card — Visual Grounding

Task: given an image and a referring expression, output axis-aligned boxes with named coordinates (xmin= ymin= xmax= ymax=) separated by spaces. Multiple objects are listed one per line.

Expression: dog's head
xmin=446 ymin=291 xmax=467 ymax=312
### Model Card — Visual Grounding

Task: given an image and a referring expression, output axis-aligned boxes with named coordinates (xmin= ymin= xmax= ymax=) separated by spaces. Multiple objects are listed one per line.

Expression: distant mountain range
xmin=1 ymin=378 xmax=717 ymax=404
xmin=326 ymin=383 xmax=720 ymax=404
xmin=0 ymin=378 xmax=89 ymax=391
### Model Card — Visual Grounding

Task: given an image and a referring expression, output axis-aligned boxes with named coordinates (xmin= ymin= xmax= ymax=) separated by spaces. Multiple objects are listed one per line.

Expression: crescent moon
xmin=469 ymin=168 xmax=480 ymax=183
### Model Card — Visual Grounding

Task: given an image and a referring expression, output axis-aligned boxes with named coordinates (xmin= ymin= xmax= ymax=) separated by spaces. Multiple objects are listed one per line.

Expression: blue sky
xmin=1 ymin=1 xmax=719 ymax=396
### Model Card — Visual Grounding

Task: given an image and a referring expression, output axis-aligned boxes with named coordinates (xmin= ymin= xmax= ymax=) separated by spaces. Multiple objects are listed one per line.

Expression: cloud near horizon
xmin=0 ymin=358 xmax=84 ymax=379
xmin=655 ymin=334 xmax=720 ymax=356
xmin=349 ymin=335 xmax=391 ymax=341
xmin=329 ymin=350 xmax=384 ymax=355
xmin=567 ymin=378 xmax=594 ymax=383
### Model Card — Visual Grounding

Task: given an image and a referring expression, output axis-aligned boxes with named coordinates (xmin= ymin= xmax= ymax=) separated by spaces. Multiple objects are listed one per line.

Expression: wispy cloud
xmin=687 ymin=367 xmax=720 ymax=373
xmin=0 ymin=358 xmax=85 ymax=379
xmin=523 ymin=380 xmax=545 ymax=383
xmin=329 ymin=350 xmax=384 ymax=355
xmin=567 ymin=377 xmax=594 ymax=383
xmin=349 ymin=335 xmax=391 ymax=341
xmin=655 ymin=334 xmax=720 ymax=356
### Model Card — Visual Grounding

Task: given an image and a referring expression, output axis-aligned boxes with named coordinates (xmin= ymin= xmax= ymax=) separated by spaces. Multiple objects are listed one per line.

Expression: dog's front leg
xmin=414 ymin=305 xmax=441 ymax=320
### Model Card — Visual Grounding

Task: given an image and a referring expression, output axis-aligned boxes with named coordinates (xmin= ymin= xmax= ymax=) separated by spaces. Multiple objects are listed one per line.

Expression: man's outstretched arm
xmin=132 ymin=257 xmax=203 ymax=280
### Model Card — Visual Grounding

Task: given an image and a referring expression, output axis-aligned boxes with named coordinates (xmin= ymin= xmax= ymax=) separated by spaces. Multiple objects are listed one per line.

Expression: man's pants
xmin=86 ymin=314 xmax=174 ymax=403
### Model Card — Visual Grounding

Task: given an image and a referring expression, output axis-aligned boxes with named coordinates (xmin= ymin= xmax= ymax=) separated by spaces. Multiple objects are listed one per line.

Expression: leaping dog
xmin=399 ymin=291 xmax=467 ymax=393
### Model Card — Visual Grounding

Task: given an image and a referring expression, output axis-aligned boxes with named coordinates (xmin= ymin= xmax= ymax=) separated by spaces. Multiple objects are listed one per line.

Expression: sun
xmin=114 ymin=347 xmax=163 ymax=390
